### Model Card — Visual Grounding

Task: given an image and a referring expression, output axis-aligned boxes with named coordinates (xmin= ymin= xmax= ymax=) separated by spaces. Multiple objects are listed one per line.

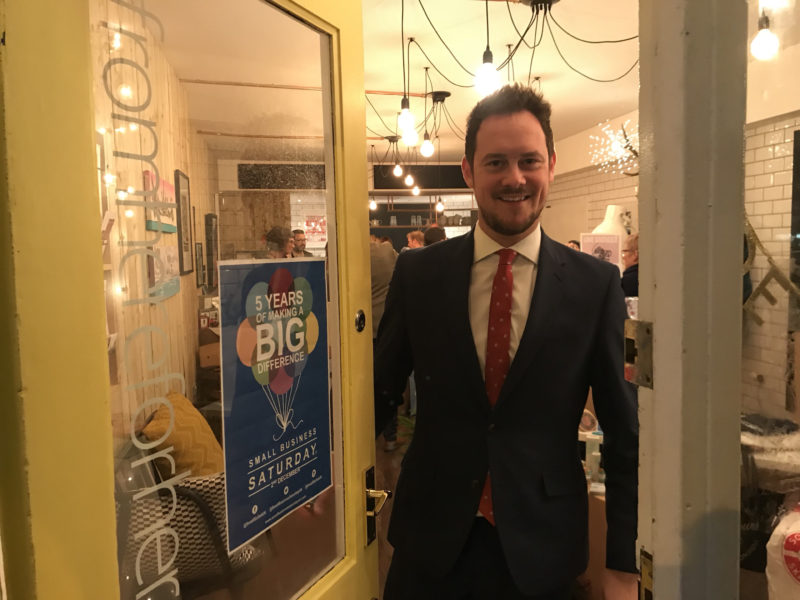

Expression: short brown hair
xmin=464 ymin=84 xmax=554 ymax=167
xmin=407 ymin=231 xmax=424 ymax=245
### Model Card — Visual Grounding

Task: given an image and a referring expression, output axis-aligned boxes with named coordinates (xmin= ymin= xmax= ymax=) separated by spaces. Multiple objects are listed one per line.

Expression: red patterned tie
xmin=479 ymin=248 xmax=516 ymax=525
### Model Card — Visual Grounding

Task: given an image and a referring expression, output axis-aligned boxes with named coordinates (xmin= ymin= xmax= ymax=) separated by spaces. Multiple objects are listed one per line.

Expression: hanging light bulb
xmin=420 ymin=133 xmax=435 ymax=158
xmin=369 ymin=199 xmax=378 ymax=211
xmin=750 ymin=11 xmax=779 ymax=61
xmin=401 ymin=128 xmax=419 ymax=147
xmin=393 ymin=163 xmax=404 ymax=177
xmin=435 ymin=199 xmax=445 ymax=212
xmin=412 ymin=185 xmax=421 ymax=196
xmin=398 ymin=97 xmax=415 ymax=133
xmin=475 ymin=48 xmax=502 ymax=97
xmin=404 ymin=173 xmax=414 ymax=186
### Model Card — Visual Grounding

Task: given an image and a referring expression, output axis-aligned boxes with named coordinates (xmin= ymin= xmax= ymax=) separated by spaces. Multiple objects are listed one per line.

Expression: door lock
xmin=364 ymin=466 xmax=392 ymax=544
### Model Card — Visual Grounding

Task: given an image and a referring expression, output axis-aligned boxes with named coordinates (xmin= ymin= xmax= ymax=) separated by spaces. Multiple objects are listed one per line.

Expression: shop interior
xmin=83 ymin=0 xmax=800 ymax=599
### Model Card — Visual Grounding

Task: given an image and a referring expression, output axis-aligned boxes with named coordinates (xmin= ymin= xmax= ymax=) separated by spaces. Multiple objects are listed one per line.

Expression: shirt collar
xmin=473 ymin=222 xmax=542 ymax=265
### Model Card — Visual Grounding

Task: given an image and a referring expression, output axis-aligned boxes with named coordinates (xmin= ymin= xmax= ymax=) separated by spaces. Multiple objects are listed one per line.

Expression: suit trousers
xmin=384 ymin=517 xmax=572 ymax=600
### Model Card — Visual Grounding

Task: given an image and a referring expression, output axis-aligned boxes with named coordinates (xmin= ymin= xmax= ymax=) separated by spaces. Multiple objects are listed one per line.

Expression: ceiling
xmin=149 ymin=0 xmax=640 ymax=164
xmin=362 ymin=0 xmax=639 ymax=161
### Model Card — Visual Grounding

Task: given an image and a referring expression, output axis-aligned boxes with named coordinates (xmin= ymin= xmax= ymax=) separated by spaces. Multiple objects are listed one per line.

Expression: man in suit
xmin=374 ymin=84 xmax=638 ymax=599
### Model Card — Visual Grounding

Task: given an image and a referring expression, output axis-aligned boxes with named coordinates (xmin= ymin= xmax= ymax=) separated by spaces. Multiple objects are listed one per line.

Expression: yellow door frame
xmin=0 ymin=0 xmax=372 ymax=597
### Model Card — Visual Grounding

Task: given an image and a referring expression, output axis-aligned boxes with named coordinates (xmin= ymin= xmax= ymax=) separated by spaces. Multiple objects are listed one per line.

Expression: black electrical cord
xmin=549 ymin=11 xmax=638 ymax=44
xmin=546 ymin=16 xmax=639 ymax=83
xmin=401 ymin=0 xmax=406 ymax=96
xmin=365 ymin=94 xmax=396 ymax=134
xmin=417 ymin=0 xmax=475 ymax=76
xmin=497 ymin=9 xmax=537 ymax=70
xmin=506 ymin=0 xmax=536 ymax=49
xmin=485 ymin=0 xmax=490 ymax=50
xmin=410 ymin=39 xmax=473 ymax=88
xmin=367 ymin=124 xmax=389 ymax=138
xmin=527 ymin=11 xmax=546 ymax=85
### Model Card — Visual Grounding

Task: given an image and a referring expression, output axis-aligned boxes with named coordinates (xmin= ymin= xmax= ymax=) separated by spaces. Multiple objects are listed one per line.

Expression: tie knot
xmin=497 ymin=248 xmax=517 ymax=266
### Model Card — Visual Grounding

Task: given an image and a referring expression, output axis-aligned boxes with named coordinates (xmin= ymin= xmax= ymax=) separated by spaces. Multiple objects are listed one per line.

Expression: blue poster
xmin=219 ymin=258 xmax=331 ymax=552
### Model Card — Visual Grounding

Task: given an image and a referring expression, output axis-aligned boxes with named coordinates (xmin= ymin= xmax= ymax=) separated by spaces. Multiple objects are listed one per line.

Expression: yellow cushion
xmin=141 ymin=392 xmax=223 ymax=480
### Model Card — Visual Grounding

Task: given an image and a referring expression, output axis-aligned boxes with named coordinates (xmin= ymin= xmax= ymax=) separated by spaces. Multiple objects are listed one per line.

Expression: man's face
xmin=461 ymin=111 xmax=555 ymax=246
xmin=622 ymin=243 xmax=638 ymax=269
xmin=407 ymin=235 xmax=422 ymax=249
xmin=293 ymin=233 xmax=306 ymax=252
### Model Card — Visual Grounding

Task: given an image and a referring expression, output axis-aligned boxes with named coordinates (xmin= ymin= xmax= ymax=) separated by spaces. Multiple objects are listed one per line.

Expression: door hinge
xmin=625 ymin=319 xmax=653 ymax=388
xmin=640 ymin=547 xmax=653 ymax=599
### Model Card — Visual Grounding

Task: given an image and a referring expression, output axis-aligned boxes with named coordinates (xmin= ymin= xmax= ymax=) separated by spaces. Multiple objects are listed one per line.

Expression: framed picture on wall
xmin=195 ymin=242 xmax=205 ymax=288
xmin=175 ymin=169 xmax=193 ymax=275
xmin=205 ymin=213 xmax=219 ymax=290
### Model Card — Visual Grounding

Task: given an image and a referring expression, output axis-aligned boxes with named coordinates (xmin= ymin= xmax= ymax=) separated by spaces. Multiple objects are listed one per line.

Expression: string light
xmin=124 ymin=209 xmax=135 ymax=218
xmin=412 ymin=185 xmax=421 ymax=196
xmin=393 ymin=163 xmax=404 ymax=177
xmin=435 ymin=198 xmax=445 ymax=212
xmin=103 ymin=172 xmax=116 ymax=185
xmin=369 ymin=199 xmax=378 ymax=210
xmin=119 ymin=85 xmax=133 ymax=98
xmin=404 ymin=173 xmax=415 ymax=186
xmin=111 ymin=32 xmax=122 ymax=50
xmin=589 ymin=120 xmax=639 ymax=176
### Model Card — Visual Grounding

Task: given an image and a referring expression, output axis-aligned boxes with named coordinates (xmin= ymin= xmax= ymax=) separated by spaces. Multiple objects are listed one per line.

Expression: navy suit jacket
xmin=373 ymin=229 xmax=638 ymax=595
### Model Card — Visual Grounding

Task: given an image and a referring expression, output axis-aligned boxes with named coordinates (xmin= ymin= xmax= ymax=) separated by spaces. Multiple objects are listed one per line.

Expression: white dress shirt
xmin=469 ymin=224 xmax=541 ymax=376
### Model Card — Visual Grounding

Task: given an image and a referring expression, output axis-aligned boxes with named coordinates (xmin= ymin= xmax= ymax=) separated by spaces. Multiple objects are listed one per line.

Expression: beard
xmin=478 ymin=191 xmax=544 ymax=238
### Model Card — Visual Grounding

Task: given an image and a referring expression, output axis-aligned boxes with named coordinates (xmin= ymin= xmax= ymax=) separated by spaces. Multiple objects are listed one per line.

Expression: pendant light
xmin=474 ymin=0 xmax=502 ymax=97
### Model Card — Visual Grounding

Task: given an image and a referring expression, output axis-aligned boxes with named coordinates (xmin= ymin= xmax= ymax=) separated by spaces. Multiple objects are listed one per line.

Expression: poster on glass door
xmin=219 ymin=258 xmax=331 ymax=552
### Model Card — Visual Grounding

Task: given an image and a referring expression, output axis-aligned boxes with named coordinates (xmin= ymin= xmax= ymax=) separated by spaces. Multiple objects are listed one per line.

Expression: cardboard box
xmin=198 ymin=342 xmax=220 ymax=368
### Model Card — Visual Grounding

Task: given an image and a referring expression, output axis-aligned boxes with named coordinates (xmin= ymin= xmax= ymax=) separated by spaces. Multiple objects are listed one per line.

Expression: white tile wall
xmin=741 ymin=111 xmax=800 ymax=419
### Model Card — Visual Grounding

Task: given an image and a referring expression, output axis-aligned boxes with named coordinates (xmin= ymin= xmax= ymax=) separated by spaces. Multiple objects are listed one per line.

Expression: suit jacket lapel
xmin=440 ymin=230 xmax=490 ymax=413
xmin=497 ymin=232 xmax=565 ymax=406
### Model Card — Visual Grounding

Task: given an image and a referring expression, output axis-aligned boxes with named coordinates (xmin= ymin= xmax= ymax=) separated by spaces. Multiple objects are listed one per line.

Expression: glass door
xmin=88 ymin=0 xmax=374 ymax=598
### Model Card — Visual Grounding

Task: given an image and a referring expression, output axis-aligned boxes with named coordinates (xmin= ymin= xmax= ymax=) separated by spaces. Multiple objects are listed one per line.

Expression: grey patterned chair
xmin=115 ymin=442 xmax=265 ymax=600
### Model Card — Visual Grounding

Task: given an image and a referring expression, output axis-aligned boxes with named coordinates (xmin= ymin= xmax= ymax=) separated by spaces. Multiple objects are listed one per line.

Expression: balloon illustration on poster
xmin=235 ymin=268 xmax=320 ymax=440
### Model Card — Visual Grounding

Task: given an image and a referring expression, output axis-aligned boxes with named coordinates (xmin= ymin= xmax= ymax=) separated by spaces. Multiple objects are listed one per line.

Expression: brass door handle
xmin=365 ymin=488 xmax=392 ymax=517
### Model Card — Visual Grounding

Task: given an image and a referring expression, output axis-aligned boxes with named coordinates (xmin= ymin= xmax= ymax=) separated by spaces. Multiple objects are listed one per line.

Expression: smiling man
xmin=374 ymin=85 xmax=639 ymax=599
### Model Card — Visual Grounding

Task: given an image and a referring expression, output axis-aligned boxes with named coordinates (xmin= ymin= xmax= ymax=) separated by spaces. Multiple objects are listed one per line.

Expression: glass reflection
xmin=741 ymin=2 xmax=800 ymax=598
xmin=90 ymin=1 xmax=344 ymax=598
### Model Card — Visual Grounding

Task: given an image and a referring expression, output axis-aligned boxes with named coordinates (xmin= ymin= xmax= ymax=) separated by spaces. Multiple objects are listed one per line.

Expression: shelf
xmin=369 ymin=225 xmax=432 ymax=229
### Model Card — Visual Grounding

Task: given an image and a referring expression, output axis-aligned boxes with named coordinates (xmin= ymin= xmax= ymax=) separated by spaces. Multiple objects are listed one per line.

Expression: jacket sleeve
xmin=373 ymin=252 xmax=414 ymax=437
xmin=589 ymin=265 xmax=639 ymax=573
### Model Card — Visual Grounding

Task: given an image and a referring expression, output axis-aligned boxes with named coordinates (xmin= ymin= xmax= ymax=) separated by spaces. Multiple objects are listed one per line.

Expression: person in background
xmin=621 ymin=232 xmax=639 ymax=297
xmin=404 ymin=230 xmax=424 ymax=252
xmin=424 ymin=225 xmax=447 ymax=247
xmin=375 ymin=84 xmax=638 ymax=600
xmin=567 ymin=239 xmax=580 ymax=251
xmin=292 ymin=229 xmax=313 ymax=257
xmin=265 ymin=226 xmax=294 ymax=258
xmin=371 ymin=236 xmax=400 ymax=450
